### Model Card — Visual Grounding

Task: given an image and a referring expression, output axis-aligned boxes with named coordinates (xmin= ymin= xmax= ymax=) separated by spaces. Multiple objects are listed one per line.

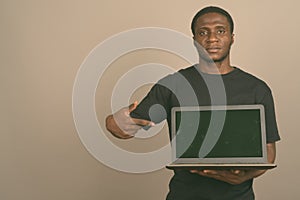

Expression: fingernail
xmin=150 ymin=122 xmax=155 ymax=126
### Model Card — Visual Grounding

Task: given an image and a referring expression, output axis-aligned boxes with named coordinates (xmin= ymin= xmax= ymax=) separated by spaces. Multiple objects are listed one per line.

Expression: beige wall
xmin=1 ymin=0 xmax=299 ymax=199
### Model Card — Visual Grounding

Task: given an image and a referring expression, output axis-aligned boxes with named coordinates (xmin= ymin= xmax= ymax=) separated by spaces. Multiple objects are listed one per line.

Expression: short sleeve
xmin=130 ymin=76 xmax=175 ymax=124
xmin=256 ymin=83 xmax=280 ymax=143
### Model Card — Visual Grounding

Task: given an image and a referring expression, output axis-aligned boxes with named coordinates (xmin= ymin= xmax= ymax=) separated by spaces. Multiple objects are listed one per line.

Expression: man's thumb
xmin=128 ymin=101 xmax=138 ymax=112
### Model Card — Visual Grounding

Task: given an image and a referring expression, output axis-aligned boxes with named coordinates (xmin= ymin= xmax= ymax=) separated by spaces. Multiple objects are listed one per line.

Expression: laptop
xmin=166 ymin=105 xmax=276 ymax=170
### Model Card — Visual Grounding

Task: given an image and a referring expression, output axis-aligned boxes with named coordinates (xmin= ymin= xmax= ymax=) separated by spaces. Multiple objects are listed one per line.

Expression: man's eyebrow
xmin=215 ymin=25 xmax=227 ymax=29
xmin=197 ymin=25 xmax=228 ymax=30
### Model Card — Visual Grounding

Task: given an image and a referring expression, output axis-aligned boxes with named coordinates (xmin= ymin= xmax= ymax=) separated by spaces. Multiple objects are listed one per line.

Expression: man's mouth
xmin=206 ymin=47 xmax=221 ymax=53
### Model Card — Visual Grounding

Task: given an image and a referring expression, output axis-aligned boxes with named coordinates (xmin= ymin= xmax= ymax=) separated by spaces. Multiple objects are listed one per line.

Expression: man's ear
xmin=230 ymin=33 xmax=235 ymax=45
xmin=193 ymin=36 xmax=199 ymax=48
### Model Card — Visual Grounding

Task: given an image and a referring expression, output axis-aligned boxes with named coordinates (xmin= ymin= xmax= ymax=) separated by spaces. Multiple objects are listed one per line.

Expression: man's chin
xmin=199 ymin=54 xmax=227 ymax=63
xmin=199 ymin=55 xmax=217 ymax=63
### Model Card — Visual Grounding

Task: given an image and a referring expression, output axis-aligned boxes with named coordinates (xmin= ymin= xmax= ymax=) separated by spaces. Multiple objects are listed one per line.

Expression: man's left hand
xmin=190 ymin=169 xmax=252 ymax=185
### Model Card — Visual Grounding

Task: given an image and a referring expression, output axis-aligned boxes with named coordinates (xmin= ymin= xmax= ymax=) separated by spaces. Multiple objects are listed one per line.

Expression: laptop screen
xmin=171 ymin=105 xmax=267 ymax=164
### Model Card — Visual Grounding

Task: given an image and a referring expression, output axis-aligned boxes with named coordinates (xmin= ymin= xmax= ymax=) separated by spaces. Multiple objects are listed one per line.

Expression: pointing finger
xmin=132 ymin=118 xmax=155 ymax=127
xmin=128 ymin=101 xmax=138 ymax=112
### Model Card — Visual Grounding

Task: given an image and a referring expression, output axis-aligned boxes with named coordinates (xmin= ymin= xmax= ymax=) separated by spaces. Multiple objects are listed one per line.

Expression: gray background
xmin=1 ymin=0 xmax=298 ymax=199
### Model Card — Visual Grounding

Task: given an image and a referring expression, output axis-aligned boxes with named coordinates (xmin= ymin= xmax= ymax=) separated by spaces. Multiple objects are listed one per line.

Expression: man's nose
xmin=207 ymin=32 xmax=219 ymax=43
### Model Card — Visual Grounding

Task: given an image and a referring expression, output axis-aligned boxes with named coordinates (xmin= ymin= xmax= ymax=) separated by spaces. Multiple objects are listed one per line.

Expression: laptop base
xmin=166 ymin=163 xmax=277 ymax=170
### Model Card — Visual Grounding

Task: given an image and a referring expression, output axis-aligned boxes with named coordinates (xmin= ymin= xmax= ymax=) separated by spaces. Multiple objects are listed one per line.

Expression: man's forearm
xmin=238 ymin=142 xmax=277 ymax=182
xmin=191 ymin=142 xmax=277 ymax=185
xmin=242 ymin=143 xmax=277 ymax=181
xmin=244 ymin=169 xmax=266 ymax=180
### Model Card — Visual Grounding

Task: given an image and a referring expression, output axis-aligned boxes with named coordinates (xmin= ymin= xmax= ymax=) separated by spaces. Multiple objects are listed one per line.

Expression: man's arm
xmin=190 ymin=143 xmax=276 ymax=185
xmin=106 ymin=102 xmax=155 ymax=139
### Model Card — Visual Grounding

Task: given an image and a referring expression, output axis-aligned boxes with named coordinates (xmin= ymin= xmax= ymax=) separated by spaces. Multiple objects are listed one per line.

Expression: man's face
xmin=193 ymin=12 xmax=234 ymax=63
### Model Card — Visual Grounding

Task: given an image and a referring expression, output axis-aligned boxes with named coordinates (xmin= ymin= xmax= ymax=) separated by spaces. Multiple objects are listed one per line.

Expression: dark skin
xmin=190 ymin=12 xmax=276 ymax=184
xmin=106 ymin=101 xmax=154 ymax=139
xmin=193 ymin=12 xmax=234 ymax=74
xmin=190 ymin=142 xmax=276 ymax=185
xmin=106 ymin=12 xmax=277 ymax=185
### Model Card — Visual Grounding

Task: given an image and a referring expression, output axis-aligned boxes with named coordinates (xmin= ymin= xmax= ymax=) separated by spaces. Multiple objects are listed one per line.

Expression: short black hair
xmin=191 ymin=6 xmax=234 ymax=35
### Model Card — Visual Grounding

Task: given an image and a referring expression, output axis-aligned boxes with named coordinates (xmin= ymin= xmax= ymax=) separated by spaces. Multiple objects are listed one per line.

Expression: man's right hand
xmin=105 ymin=101 xmax=155 ymax=139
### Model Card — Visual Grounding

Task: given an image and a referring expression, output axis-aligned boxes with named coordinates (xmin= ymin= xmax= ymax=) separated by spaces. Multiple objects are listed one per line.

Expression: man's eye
xmin=218 ymin=29 xmax=226 ymax=34
xmin=199 ymin=31 xmax=207 ymax=36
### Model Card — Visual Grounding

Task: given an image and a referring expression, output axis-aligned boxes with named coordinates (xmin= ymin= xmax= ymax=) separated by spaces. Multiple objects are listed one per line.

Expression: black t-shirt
xmin=131 ymin=65 xmax=280 ymax=199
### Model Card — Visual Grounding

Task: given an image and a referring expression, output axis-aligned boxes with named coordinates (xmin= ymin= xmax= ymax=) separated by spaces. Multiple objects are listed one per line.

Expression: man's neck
xmin=198 ymin=59 xmax=233 ymax=75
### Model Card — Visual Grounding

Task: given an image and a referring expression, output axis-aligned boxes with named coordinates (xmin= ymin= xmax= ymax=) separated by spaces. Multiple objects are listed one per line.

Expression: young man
xmin=106 ymin=6 xmax=280 ymax=199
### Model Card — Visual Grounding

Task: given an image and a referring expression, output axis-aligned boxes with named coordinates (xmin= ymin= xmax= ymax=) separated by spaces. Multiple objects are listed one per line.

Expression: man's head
xmin=191 ymin=6 xmax=234 ymax=36
xmin=191 ymin=6 xmax=235 ymax=63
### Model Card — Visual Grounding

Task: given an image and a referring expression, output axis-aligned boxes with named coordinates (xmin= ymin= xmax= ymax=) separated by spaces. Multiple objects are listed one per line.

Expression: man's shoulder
xmin=158 ymin=65 xmax=196 ymax=82
xmin=178 ymin=65 xmax=197 ymax=74
xmin=235 ymin=68 xmax=267 ymax=84
xmin=234 ymin=67 xmax=271 ymax=92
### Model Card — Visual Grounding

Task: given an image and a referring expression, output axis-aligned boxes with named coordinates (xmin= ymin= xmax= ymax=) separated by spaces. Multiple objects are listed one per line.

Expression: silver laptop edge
xmin=170 ymin=105 xmax=268 ymax=165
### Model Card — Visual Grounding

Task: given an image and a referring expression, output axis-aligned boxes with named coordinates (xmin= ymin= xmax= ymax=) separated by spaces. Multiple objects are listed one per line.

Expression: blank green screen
xmin=176 ymin=109 xmax=263 ymax=158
